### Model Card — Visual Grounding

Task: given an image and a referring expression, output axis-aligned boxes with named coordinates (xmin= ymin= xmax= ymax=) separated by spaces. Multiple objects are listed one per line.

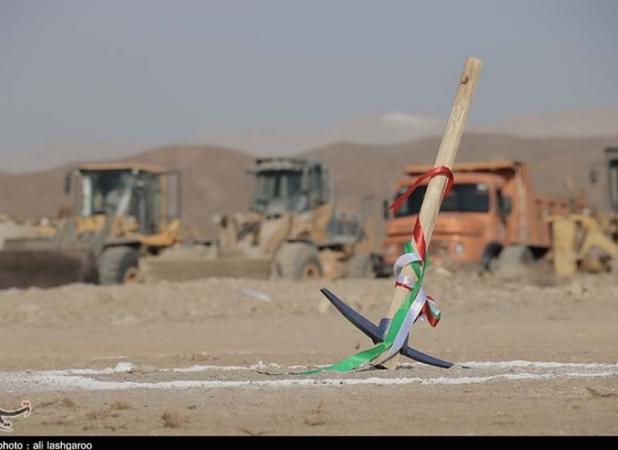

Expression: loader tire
xmin=98 ymin=246 xmax=139 ymax=285
xmin=275 ymin=242 xmax=322 ymax=280
xmin=347 ymin=252 xmax=374 ymax=278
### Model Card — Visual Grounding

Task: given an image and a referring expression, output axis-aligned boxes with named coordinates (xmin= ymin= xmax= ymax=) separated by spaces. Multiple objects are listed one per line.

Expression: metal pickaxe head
xmin=320 ymin=288 xmax=452 ymax=369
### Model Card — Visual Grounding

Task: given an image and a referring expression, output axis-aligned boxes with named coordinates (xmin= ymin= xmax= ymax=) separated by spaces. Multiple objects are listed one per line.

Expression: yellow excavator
xmin=0 ymin=162 xmax=182 ymax=288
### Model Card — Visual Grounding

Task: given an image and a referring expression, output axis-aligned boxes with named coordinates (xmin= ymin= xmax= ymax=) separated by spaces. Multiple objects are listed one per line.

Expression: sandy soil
xmin=0 ymin=270 xmax=616 ymax=435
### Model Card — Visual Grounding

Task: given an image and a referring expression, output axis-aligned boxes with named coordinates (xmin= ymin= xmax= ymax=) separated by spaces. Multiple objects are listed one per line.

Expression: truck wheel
xmin=492 ymin=245 xmax=533 ymax=279
xmin=275 ymin=242 xmax=322 ymax=280
xmin=480 ymin=241 xmax=503 ymax=273
xmin=347 ymin=252 xmax=374 ymax=278
xmin=98 ymin=246 xmax=139 ymax=285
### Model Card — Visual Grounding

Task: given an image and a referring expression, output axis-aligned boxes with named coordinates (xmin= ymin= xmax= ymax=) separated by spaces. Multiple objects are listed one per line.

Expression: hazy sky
xmin=1 ymin=0 xmax=617 ymax=155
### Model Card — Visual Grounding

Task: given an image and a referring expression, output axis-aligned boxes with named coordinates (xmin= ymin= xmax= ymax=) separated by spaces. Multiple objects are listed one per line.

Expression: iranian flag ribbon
xmin=299 ymin=166 xmax=453 ymax=374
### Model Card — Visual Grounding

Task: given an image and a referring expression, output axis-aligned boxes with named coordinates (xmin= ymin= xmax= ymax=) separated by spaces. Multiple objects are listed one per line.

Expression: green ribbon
xmin=301 ymin=241 xmax=426 ymax=374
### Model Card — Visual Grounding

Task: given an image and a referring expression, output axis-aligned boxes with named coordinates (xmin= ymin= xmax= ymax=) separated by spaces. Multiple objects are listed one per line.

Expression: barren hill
xmin=1 ymin=134 xmax=616 ymax=238
xmin=302 ymin=133 xmax=618 ymax=214
xmin=0 ymin=144 xmax=254 ymax=237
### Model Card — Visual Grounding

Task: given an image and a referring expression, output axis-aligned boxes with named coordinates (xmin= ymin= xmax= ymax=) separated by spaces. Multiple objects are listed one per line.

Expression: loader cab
xmin=66 ymin=163 xmax=181 ymax=235
xmin=250 ymin=158 xmax=330 ymax=215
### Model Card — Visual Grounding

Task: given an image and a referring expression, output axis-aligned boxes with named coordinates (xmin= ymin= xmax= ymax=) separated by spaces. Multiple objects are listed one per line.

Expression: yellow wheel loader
xmin=549 ymin=147 xmax=618 ymax=275
xmin=0 ymin=162 xmax=181 ymax=289
xmin=143 ymin=157 xmax=378 ymax=281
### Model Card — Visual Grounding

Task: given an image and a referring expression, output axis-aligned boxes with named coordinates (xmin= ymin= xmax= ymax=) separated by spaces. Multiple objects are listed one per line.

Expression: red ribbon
xmin=389 ymin=165 xmax=454 ymax=261
xmin=422 ymin=296 xmax=440 ymax=327
xmin=395 ymin=281 xmax=440 ymax=327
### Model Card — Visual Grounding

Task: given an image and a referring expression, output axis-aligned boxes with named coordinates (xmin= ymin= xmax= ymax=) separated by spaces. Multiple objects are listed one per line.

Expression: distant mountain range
xmin=2 ymin=107 xmax=617 ymax=173
xmin=485 ymin=107 xmax=618 ymax=138
xmin=1 ymin=132 xmax=616 ymax=238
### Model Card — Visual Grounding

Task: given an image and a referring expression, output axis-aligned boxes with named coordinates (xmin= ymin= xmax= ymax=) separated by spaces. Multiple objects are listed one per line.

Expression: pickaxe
xmin=321 ymin=56 xmax=483 ymax=370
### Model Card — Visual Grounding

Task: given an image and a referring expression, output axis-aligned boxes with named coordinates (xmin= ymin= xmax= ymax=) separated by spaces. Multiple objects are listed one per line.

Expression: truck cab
xmin=382 ymin=161 xmax=569 ymax=268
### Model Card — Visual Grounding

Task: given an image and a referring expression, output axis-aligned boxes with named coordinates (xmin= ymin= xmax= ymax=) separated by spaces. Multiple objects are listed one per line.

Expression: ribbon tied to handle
xmin=298 ymin=165 xmax=454 ymax=374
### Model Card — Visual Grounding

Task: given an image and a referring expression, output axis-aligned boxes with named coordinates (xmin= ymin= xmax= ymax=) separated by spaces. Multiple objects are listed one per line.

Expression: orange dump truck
xmin=381 ymin=161 xmax=570 ymax=271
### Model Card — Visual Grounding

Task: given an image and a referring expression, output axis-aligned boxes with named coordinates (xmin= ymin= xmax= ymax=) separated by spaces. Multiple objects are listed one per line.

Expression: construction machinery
xmin=381 ymin=160 xmax=570 ymax=274
xmin=550 ymin=148 xmax=618 ymax=275
xmin=143 ymin=157 xmax=377 ymax=281
xmin=0 ymin=162 xmax=181 ymax=289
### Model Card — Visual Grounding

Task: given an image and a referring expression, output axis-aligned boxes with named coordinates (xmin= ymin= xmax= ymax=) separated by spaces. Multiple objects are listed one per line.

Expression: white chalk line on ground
xmin=39 ymin=359 xmax=618 ymax=376
xmin=455 ymin=361 xmax=618 ymax=370
xmin=1 ymin=360 xmax=616 ymax=392
xmin=1 ymin=370 xmax=616 ymax=392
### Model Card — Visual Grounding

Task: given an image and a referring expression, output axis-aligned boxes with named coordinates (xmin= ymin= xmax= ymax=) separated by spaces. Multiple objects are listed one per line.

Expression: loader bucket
xmin=0 ymin=249 xmax=92 ymax=289
xmin=140 ymin=256 xmax=273 ymax=282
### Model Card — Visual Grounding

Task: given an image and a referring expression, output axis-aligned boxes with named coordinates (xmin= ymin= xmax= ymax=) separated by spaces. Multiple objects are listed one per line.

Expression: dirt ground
xmin=0 ymin=270 xmax=616 ymax=435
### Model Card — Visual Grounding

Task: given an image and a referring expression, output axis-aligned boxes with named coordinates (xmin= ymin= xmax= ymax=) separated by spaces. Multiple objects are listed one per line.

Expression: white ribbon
xmin=371 ymin=252 xmax=428 ymax=367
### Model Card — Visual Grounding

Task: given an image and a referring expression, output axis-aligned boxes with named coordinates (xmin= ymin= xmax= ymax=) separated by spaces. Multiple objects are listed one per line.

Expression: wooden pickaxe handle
xmin=382 ymin=56 xmax=483 ymax=369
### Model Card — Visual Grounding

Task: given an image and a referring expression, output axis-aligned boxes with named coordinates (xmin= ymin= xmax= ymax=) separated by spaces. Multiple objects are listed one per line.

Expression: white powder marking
xmin=2 ymin=359 xmax=615 ymax=393
xmin=1 ymin=368 xmax=615 ymax=393
xmin=456 ymin=360 xmax=618 ymax=370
